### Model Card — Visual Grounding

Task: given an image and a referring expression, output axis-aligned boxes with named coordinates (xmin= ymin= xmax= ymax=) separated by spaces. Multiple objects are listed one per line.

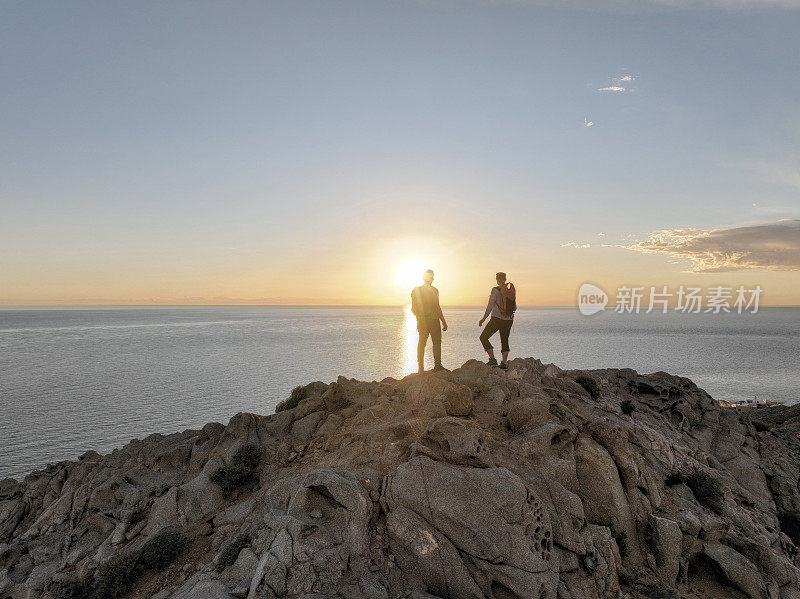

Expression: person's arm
xmin=436 ymin=289 xmax=447 ymax=330
xmin=411 ymin=288 xmax=420 ymax=316
xmin=479 ymin=289 xmax=496 ymax=326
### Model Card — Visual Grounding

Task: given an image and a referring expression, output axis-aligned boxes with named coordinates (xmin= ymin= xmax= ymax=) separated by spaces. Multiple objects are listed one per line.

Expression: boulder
xmin=703 ymin=542 xmax=767 ymax=599
xmin=650 ymin=516 xmax=682 ymax=585
xmin=383 ymin=456 xmax=558 ymax=599
xmin=574 ymin=436 xmax=641 ymax=563
xmin=507 ymin=397 xmax=550 ymax=432
xmin=416 ymin=417 xmax=492 ymax=467
xmin=405 ymin=376 xmax=474 ymax=417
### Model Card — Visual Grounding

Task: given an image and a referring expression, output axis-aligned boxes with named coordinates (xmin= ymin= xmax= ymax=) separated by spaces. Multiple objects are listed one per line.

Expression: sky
xmin=2 ymin=0 xmax=799 ymax=306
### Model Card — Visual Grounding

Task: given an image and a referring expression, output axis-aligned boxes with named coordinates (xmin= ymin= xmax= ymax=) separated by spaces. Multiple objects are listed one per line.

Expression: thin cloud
xmin=584 ymin=117 xmax=594 ymax=127
xmin=618 ymin=220 xmax=800 ymax=272
xmin=596 ymin=74 xmax=636 ymax=92
xmin=562 ymin=241 xmax=591 ymax=249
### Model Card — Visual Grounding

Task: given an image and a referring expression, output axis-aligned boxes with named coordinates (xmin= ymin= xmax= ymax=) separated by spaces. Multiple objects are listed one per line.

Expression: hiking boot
xmin=499 ymin=362 xmax=508 ymax=370
xmin=433 ymin=364 xmax=449 ymax=372
xmin=487 ymin=358 xmax=499 ymax=367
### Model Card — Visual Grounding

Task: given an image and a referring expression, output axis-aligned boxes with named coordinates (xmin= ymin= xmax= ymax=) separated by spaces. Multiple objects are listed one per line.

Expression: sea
xmin=1 ymin=306 xmax=798 ymax=480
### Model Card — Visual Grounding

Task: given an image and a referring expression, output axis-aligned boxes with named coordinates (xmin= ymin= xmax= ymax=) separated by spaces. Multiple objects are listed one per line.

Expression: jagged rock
xmin=172 ymin=578 xmax=230 ymax=599
xmin=507 ymin=396 xmax=550 ymax=432
xmin=405 ymin=376 xmax=473 ymax=417
xmin=1 ymin=358 xmax=799 ymax=599
xmin=703 ymin=541 xmax=768 ymax=598
xmin=415 ymin=417 xmax=491 ymax=467
xmin=650 ymin=515 xmax=682 ymax=585
xmin=384 ymin=456 xmax=558 ymax=599
xmin=574 ymin=435 xmax=642 ymax=564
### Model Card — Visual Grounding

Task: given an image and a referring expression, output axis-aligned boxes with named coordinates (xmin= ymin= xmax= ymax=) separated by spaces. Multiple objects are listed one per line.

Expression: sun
xmin=396 ymin=258 xmax=428 ymax=290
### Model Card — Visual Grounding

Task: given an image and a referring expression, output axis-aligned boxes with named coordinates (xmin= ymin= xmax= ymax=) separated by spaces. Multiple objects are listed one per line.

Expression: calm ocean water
xmin=0 ymin=306 xmax=798 ymax=480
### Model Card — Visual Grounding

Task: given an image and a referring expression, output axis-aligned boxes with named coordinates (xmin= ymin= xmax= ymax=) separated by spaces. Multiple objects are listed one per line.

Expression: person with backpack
xmin=411 ymin=269 xmax=449 ymax=374
xmin=478 ymin=272 xmax=516 ymax=370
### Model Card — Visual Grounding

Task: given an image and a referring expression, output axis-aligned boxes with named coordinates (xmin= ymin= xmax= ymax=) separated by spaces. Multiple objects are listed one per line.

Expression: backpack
xmin=497 ymin=282 xmax=517 ymax=318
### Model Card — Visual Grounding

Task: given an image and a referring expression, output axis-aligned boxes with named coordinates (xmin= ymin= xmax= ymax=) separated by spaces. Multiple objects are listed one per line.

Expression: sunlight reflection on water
xmin=400 ymin=304 xmax=417 ymax=377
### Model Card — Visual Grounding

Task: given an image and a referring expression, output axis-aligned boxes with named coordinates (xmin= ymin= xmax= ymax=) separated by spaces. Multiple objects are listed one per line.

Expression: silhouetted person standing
xmin=411 ymin=269 xmax=448 ymax=374
xmin=479 ymin=272 xmax=516 ymax=370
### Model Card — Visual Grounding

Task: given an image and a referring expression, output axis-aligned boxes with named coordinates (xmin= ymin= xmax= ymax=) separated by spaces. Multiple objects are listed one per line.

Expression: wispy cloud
xmin=562 ymin=241 xmax=591 ymax=249
xmin=618 ymin=220 xmax=800 ymax=272
xmin=597 ymin=74 xmax=636 ymax=92
xmin=584 ymin=117 xmax=594 ymax=127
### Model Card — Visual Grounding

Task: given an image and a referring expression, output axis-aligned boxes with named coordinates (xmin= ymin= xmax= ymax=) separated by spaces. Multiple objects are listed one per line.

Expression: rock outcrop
xmin=1 ymin=358 xmax=800 ymax=599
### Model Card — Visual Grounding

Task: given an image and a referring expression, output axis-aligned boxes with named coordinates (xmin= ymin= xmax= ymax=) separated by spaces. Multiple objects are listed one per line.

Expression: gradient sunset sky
xmin=2 ymin=1 xmax=799 ymax=306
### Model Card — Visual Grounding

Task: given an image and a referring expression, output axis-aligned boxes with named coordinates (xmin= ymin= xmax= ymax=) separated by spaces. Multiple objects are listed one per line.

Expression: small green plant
xmin=573 ymin=375 xmax=600 ymax=399
xmin=91 ymin=529 xmax=186 ymax=599
xmin=216 ymin=534 xmax=252 ymax=572
xmin=232 ymin=444 xmax=261 ymax=470
xmin=52 ymin=529 xmax=187 ymax=599
xmin=137 ymin=529 xmax=186 ymax=572
xmin=778 ymin=512 xmax=800 ymax=546
xmin=620 ymin=399 xmax=636 ymax=415
xmin=275 ymin=385 xmax=306 ymax=413
xmin=93 ymin=552 xmax=140 ymax=599
xmin=686 ymin=471 xmax=724 ymax=515
xmin=210 ymin=444 xmax=262 ymax=498
xmin=665 ymin=470 xmax=686 ymax=486
xmin=50 ymin=580 xmax=94 ymax=599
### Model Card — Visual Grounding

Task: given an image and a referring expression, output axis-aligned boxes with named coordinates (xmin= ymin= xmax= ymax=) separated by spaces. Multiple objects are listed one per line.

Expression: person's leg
xmin=480 ymin=318 xmax=501 ymax=364
xmin=417 ymin=329 xmax=428 ymax=373
xmin=430 ymin=321 xmax=443 ymax=368
xmin=499 ymin=319 xmax=512 ymax=366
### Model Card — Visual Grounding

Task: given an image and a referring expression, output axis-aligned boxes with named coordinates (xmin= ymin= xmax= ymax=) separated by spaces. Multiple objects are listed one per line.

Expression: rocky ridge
xmin=1 ymin=358 xmax=800 ymax=599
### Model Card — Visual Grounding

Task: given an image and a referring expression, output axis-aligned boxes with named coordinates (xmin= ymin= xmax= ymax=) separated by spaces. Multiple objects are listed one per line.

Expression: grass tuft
xmin=137 ymin=529 xmax=186 ymax=572
xmin=210 ymin=444 xmax=262 ymax=499
xmin=93 ymin=552 xmax=140 ymax=599
xmin=91 ymin=529 xmax=186 ymax=599
xmin=686 ymin=471 xmax=724 ymax=515
xmin=50 ymin=580 xmax=94 ymax=599
xmin=275 ymin=385 xmax=306 ymax=413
